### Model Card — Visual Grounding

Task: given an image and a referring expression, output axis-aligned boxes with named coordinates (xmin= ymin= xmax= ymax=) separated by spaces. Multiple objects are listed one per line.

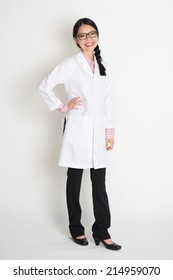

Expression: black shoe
xmin=73 ymin=237 xmax=89 ymax=246
xmin=93 ymin=235 xmax=121 ymax=250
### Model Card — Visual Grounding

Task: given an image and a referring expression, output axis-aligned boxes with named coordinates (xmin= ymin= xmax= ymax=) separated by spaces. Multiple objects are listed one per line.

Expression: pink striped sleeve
xmin=105 ymin=128 xmax=115 ymax=139
xmin=57 ymin=103 xmax=68 ymax=113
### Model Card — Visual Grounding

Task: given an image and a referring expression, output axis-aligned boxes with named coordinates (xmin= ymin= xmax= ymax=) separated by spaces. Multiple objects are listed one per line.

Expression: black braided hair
xmin=73 ymin=18 xmax=106 ymax=76
xmin=94 ymin=45 xmax=106 ymax=76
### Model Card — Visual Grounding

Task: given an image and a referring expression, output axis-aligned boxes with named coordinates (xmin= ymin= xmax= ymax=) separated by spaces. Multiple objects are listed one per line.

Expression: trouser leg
xmin=66 ymin=167 xmax=84 ymax=238
xmin=90 ymin=168 xmax=111 ymax=239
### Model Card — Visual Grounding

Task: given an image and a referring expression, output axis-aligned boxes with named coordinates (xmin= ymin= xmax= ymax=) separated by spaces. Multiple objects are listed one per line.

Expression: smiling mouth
xmin=85 ymin=42 xmax=94 ymax=47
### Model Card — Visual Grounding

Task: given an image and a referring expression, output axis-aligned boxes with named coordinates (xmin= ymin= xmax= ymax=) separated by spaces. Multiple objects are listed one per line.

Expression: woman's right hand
xmin=67 ymin=97 xmax=83 ymax=112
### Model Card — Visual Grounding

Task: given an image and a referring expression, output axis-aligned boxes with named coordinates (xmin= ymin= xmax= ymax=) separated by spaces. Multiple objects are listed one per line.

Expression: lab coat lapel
xmin=76 ymin=51 xmax=96 ymax=77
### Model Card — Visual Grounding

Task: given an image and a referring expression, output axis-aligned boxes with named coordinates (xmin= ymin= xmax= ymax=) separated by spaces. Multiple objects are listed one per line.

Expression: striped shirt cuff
xmin=105 ymin=128 xmax=115 ymax=139
xmin=57 ymin=103 xmax=68 ymax=113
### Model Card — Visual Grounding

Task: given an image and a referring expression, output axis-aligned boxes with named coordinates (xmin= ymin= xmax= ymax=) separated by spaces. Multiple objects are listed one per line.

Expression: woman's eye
xmin=79 ymin=34 xmax=85 ymax=39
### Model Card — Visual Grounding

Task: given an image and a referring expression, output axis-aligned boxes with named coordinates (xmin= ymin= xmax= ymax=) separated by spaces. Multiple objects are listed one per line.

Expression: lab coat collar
xmin=76 ymin=50 xmax=99 ymax=77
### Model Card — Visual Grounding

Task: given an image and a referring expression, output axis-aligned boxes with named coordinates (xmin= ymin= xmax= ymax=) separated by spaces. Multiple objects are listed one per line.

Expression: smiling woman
xmin=73 ymin=18 xmax=106 ymax=76
xmin=75 ymin=26 xmax=98 ymax=56
xmin=37 ymin=17 xmax=121 ymax=251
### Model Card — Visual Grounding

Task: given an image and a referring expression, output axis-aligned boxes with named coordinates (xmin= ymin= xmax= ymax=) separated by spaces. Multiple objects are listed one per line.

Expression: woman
xmin=38 ymin=18 xmax=121 ymax=250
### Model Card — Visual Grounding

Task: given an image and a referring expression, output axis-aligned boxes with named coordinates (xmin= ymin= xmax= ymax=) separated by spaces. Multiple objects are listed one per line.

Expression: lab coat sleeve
xmin=104 ymin=79 xmax=115 ymax=129
xmin=37 ymin=59 xmax=70 ymax=111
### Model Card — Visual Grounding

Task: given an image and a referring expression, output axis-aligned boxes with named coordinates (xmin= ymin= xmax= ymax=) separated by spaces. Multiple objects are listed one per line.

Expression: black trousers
xmin=66 ymin=167 xmax=111 ymax=239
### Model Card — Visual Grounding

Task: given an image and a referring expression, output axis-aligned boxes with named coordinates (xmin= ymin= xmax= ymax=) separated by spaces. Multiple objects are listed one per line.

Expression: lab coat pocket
xmin=65 ymin=114 xmax=92 ymax=145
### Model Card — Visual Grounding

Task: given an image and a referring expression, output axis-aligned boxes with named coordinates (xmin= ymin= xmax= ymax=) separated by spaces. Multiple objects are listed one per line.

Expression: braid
xmin=94 ymin=45 xmax=106 ymax=76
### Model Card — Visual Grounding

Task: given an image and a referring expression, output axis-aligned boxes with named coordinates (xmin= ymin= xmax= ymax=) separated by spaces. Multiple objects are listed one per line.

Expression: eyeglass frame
xmin=77 ymin=30 xmax=98 ymax=40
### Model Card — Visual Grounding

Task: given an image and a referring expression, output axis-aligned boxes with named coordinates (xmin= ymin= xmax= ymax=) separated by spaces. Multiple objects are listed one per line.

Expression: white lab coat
xmin=38 ymin=50 xmax=114 ymax=169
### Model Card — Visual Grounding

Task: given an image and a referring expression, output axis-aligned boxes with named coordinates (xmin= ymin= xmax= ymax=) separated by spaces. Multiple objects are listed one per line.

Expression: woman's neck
xmin=82 ymin=50 xmax=94 ymax=61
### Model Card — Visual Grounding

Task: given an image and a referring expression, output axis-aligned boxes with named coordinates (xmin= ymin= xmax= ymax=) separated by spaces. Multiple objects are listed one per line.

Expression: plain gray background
xmin=0 ymin=0 xmax=173 ymax=259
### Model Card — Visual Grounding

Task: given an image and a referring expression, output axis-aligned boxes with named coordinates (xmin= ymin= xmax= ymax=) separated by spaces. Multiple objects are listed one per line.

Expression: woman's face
xmin=75 ymin=24 xmax=98 ymax=53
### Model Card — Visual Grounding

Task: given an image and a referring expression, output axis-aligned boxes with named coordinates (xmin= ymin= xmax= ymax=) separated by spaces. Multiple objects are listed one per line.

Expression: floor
xmin=1 ymin=215 xmax=173 ymax=260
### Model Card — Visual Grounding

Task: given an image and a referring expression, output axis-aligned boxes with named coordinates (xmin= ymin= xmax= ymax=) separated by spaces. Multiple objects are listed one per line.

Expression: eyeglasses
xmin=77 ymin=30 xmax=97 ymax=40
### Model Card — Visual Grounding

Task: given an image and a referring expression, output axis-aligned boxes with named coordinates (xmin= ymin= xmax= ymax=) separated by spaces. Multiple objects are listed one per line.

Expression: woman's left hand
xmin=106 ymin=138 xmax=114 ymax=151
